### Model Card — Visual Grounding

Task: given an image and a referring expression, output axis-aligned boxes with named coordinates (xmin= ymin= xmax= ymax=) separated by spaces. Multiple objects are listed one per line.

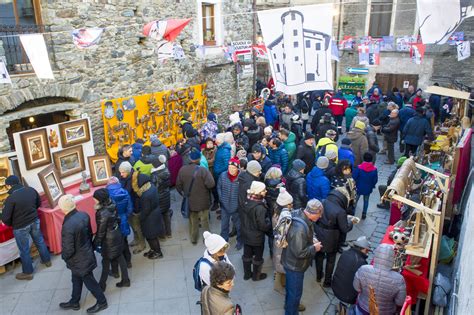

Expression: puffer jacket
xmin=347 ymin=128 xmax=369 ymax=166
xmin=217 ymin=171 xmax=240 ymax=213
xmin=283 ymin=132 xmax=297 ymax=163
xmin=180 ymin=119 xmax=196 ymax=137
xmin=94 ymin=200 xmax=123 ymax=260
xmin=332 ymin=248 xmax=368 ymax=304
xmin=366 ymin=103 xmax=382 ymax=124
xmin=398 ymin=105 xmax=416 ymax=131
xmin=264 ymin=101 xmax=279 ymax=125
xmin=132 ymin=142 xmax=143 ymax=162
xmin=306 ymin=167 xmax=330 ymax=201
xmin=338 ymin=147 xmax=355 ymax=167
xmin=350 ymin=115 xmax=370 ymax=130
xmin=244 ymin=121 xmax=263 ymax=149
xmin=248 ymin=153 xmax=272 ymax=174
xmin=176 ymin=164 xmax=215 ymax=212
xmin=382 ymin=117 xmax=400 ymax=143
xmin=239 ymin=198 xmax=271 ymax=246
xmin=365 ymin=126 xmax=380 ymax=161
xmin=133 ymin=154 xmax=155 ymax=176
xmin=353 ymin=162 xmax=378 ymax=195
xmin=214 ymin=142 xmax=232 ymax=177
xmin=202 ymin=147 xmax=217 ymax=171
xmin=1 ymin=184 xmax=40 ymax=229
xmin=200 ymin=120 xmax=218 ymax=141
xmin=150 ymin=138 xmax=170 ymax=160
xmin=137 ymin=176 xmax=165 ymax=239
xmin=201 ymin=286 xmax=235 ymax=315
xmin=296 ymin=142 xmax=315 ymax=174
xmin=233 ymin=130 xmax=250 ymax=151
xmin=265 ymin=178 xmax=284 ymax=216
xmin=114 ymin=148 xmax=136 ymax=177
xmin=285 ymin=169 xmax=307 ymax=210
xmin=354 ymin=244 xmax=406 ymax=315
xmin=107 ymin=183 xmax=133 ymax=236
xmin=237 ymin=171 xmax=260 ymax=207
xmin=150 ymin=166 xmax=171 ymax=212
xmin=345 ymin=106 xmax=358 ymax=130
xmin=314 ymin=190 xmax=353 ymax=253
xmin=268 ymin=144 xmax=289 ymax=174
xmin=311 ymin=107 xmax=332 ymax=133
xmin=281 ymin=209 xmax=316 ymax=272
xmin=402 ymin=115 xmax=432 ymax=146
xmin=328 ymin=96 xmax=348 ymax=116
xmin=61 ymin=210 xmax=97 ymax=277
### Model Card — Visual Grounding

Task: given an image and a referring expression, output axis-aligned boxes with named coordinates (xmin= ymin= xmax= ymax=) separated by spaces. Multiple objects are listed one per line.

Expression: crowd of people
xmin=1 ymin=82 xmax=445 ymax=314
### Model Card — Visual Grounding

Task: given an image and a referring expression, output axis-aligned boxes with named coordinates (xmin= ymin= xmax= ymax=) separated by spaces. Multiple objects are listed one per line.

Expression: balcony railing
xmin=0 ymin=24 xmax=57 ymax=75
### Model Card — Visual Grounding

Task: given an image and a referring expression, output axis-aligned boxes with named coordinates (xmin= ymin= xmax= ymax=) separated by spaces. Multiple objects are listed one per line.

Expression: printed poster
xmin=71 ymin=28 xmax=104 ymax=49
xmin=457 ymin=41 xmax=471 ymax=61
xmin=410 ymin=43 xmax=426 ymax=64
xmin=19 ymin=34 xmax=54 ymax=79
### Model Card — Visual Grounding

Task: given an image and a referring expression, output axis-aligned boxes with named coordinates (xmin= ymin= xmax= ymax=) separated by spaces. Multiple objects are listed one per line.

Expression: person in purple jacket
xmin=353 ymin=152 xmax=378 ymax=220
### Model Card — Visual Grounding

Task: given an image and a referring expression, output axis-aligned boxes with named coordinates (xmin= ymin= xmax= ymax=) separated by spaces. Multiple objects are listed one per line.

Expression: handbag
xmin=181 ymin=166 xmax=200 ymax=218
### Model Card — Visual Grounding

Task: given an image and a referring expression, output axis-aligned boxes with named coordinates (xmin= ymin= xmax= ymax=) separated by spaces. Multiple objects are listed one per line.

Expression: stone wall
xmin=0 ymin=0 xmax=254 ymax=154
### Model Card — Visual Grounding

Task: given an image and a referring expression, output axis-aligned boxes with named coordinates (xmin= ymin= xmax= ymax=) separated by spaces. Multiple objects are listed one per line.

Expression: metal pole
xmin=252 ymin=0 xmax=257 ymax=99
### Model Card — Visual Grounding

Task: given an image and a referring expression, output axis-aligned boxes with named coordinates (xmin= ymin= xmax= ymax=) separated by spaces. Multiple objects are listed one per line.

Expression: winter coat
xmin=200 ymin=120 xmax=218 ymax=141
xmin=285 ymin=169 xmax=307 ymax=210
xmin=325 ymin=160 xmax=337 ymax=182
xmin=398 ymin=105 xmax=416 ymax=131
xmin=314 ymin=190 xmax=353 ymax=253
xmin=345 ymin=106 xmax=358 ymax=130
xmin=306 ymin=167 xmax=330 ymax=201
xmin=107 ymin=183 xmax=133 ymax=236
xmin=311 ymin=107 xmax=332 ymax=133
xmin=350 ymin=115 xmax=370 ymax=130
xmin=120 ymin=169 xmax=139 ymax=213
xmin=180 ymin=119 xmax=196 ymax=137
xmin=246 ymin=129 xmax=263 ymax=151
xmin=132 ymin=142 xmax=143 ymax=162
xmin=150 ymin=139 xmax=170 ymax=161
xmin=332 ymin=248 xmax=368 ymax=304
xmin=133 ymin=154 xmax=155 ymax=176
xmin=328 ymin=96 xmax=348 ymax=116
xmin=150 ymin=166 xmax=171 ymax=212
xmin=268 ymin=144 xmax=289 ymax=174
xmin=403 ymin=115 xmax=432 ymax=146
xmin=272 ymin=210 xmax=285 ymax=273
xmin=353 ymin=162 xmax=378 ymax=195
xmin=201 ymin=286 xmax=235 ymax=315
xmin=137 ymin=179 xmax=165 ymax=239
xmin=217 ymin=172 xmax=240 ymax=213
xmin=429 ymin=94 xmax=441 ymax=116
xmin=94 ymin=200 xmax=123 ymax=260
xmin=366 ymin=103 xmax=382 ymax=124
xmin=238 ymin=171 xmax=260 ymax=208
xmin=382 ymin=117 xmax=400 ymax=143
xmin=202 ymin=147 xmax=216 ymax=172
xmin=354 ymin=244 xmax=406 ymax=315
xmin=280 ymin=112 xmax=295 ymax=130
xmin=412 ymin=96 xmax=423 ymax=109
xmin=265 ymin=178 xmax=283 ymax=216
xmin=365 ymin=126 xmax=380 ymax=159
xmin=316 ymin=138 xmax=339 ymax=161
xmin=347 ymin=128 xmax=369 ymax=167
xmin=296 ymin=142 xmax=316 ymax=174
xmin=214 ymin=142 xmax=232 ymax=177
xmin=114 ymin=150 xmax=136 ymax=177
xmin=316 ymin=122 xmax=338 ymax=142
xmin=281 ymin=209 xmax=316 ymax=272
xmin=338 ymin=147 xmax=355 ymax=167
xmin=264 ymin=101 xmax=279 ymax=125
xmin=283 ymin=132 xmax=297 ymax=163
xmin=239 ymin=198 xmax=271 ymax=246
xmin=1 ymin=184 xmax=40 ymax=229
xmin=247 ymin=153 xmax=272 ymax=175
xmin=61 ymin=210 xmax=97 ymax=277
xmin=233 ymin=131 xmax=250 ymax=151
xmin=176 ymin=164 xmax=215 ymax=212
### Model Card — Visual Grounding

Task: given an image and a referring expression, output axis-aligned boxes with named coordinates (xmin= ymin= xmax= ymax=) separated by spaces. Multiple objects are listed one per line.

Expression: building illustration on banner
xmin=267 ymin=10 xmax=331 ymax=88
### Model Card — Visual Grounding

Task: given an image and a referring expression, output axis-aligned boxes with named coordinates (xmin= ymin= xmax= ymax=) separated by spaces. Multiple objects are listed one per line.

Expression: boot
xmin=252 ymin=260 xmax=267 ymax=281
xmin=116 ymin=279 xmax=131 ymax=288
xmin=242 ymin=257 xmax=252 ymax=280
xmin=273 ymin=272 xmax=285 ymax=295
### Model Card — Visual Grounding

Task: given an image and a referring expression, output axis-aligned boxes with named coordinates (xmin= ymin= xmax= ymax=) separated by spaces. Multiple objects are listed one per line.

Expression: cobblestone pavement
xmin=0 ymin=134 xmax=402 ymax=315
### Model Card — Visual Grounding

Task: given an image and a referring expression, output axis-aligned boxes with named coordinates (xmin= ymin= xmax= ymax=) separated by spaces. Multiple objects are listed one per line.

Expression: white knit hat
xmin=118 ymin=161 xmax=133 ymax=173
xmin=203 ymin=231 xmax=227 ymax=254
xmin=264 ymin=126 xmax=273 ymax=135
xmin=276 ymin=187 xmax=293 ymax=206
xmin=247 ymin=181 xmax=266 ymax=195
xmin=223 ymin=132 xmax=234 ymax=144
xmin=215 ymin=133 xmax=226 ymax=144
xmin=58 ymin=194 xmax=75 ymax=212
xmin=325 ymin=150 xmax=337 ymax=160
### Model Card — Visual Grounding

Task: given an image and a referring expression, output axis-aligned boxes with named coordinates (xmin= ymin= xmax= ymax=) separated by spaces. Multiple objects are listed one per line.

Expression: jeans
xmin=405 ymin=144 xmax=418 ymax=157
xmin=220 ymin=208 xmax=241 ymax=244
xmin=70 ymin=271 xmax=106 ymax=305
xmin=99 ymin=254 xmax=129 ymax=287
xmin=189 ymin=210 xmax=209 ymax=243
xmin=13 ymin=219 xmax=51 ymax=274
xmin=315 ymin=251 xmax=337 ymax=284
xmin=284 ymin=267 xmax=305 ymax=315
xmin=356 ymin=194 xmax=371 ymax=216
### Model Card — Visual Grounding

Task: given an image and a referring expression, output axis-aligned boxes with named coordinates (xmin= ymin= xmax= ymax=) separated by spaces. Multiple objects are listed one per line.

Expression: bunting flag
xmin=359 ymin=36 xmax=372 ymax=45
xmin=331 ymin=40 xmax=339 ymax=61
xmin=447 ymin=32 xmax=464 ymax=45
xmin=339 ymin=36 xmax=355 ymax=50
xmin=71 ymin=28 xmax=104 ymax=49
xmin=457 ymin=41 xmax=471 ymax=61
xmin=396 ymin=36 xmax=417 ymax=52
xmin=410 ymin=43 xmax=426 ymax=64
xmin=252 ymin=45 xmax=268 ymax=59
xmin=358 ymin=41 xmax=380 ymax=66
xmin=380 ymin=36 xmax=395 ymax=51
xmin=417 ymin=0 xmax=474 ymax=44
xmin=19 ymin=34 xmax=54 ymax=79
xmin=223 ymin=45 xmax=237 ymax=62
xmin=0 ymin=59 xmax=12 ymax=84
xmin=143 ymin=18 xmax=191 ymax=42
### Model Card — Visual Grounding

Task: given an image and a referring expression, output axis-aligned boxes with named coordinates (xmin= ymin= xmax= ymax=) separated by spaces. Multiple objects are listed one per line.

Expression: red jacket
xmin=328 ymin=97 xmax=348 ymax=116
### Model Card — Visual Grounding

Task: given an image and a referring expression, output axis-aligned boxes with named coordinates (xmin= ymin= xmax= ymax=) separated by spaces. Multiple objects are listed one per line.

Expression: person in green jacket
xmin=345 ymin=104 xmax=358 ymax=133
xmin=279 ymin=128 xmax=297 ymax=165
xmin=133 ymin=145 xmax=154 ymax=176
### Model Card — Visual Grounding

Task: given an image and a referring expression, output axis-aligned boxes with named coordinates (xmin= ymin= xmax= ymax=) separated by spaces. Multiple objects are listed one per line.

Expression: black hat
xmin=5 ymin=175 xmax=20 ymax=186
xmin=341 ymin=138 xmax=352 ymax=147
xmin=93 ymin=188 xmax=109 ymax=204
xmin=304 ymin=132 xmax=315 ymax=140
xmin=252 ymin=143 xmax=263 ymax=153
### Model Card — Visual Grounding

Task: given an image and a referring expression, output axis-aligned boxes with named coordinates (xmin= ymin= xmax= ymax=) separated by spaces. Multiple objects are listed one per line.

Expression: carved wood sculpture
xmin=368 ymin=285 xmax=379 ymax=315
xmin=106 ymin=122 xmax=116 ymax=148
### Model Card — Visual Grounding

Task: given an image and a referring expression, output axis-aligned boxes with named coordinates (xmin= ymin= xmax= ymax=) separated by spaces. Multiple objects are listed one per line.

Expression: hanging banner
xmin=417 ymin=0 xmax=474 ymax=44
xmin=71 ymin=28 xmax=104 ymax=49
xmin=358 ymin=41 xmax=380 ymax=66
xmin=143 ymin=18 xmax=191 ymax=41
xmin=252 ymin=44 xmax=268 ymax=59
xmin=0 ymin=59 xmax=12 ymax=84
xmin=331 ymin=40 xmax=339 ymax=61
xmin=223 ymin=45 xmax=237 ymax=62
xmin=447 ymin=32 xmax=464 ymax=45
xmin=396 ymin=36 xmax=417 ymax=52
xmin=359 ymin=36 xmax=372 ymax=46
xmin=232 ymin=40 xmax=252 ymax=61
xmin=410 ymin=43 xmax=426 ymax=64
xmin=157 ymin=41 xmax=174 ymax=62
xmin=257 ymin=4 xmax=333 ymax=94
xmin=339 ymin=36 xmax=355 ymax=50
xmin=380 ymin=36 xmax=395 ymax=51
xmin=457 ymin=41 xmax=471 ymax=61
xmin=19 ymin=34 xmax=54 ymax=79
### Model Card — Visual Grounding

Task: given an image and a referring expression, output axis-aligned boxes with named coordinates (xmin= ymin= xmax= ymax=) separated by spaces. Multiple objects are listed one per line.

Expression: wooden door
xmin=375 ymin=73 xmax=418 ymax=94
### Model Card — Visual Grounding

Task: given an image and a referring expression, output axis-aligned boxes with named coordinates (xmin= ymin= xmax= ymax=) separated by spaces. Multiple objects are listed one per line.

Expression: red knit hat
xmin=228 ymin=156 xmax=240 ymax=167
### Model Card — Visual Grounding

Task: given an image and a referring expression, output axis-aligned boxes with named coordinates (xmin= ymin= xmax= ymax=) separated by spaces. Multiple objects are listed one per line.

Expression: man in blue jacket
xmin=264 ymin=99 xmax=279 ymax=128
xmin=214 ymin=133 xmax=232 ymax=178
xmin=306 ymin=157 xmax=331 ymax=201
xmin=268 ymin=138 xmax=289 ymax=174
xmin=403 ymin=107 xmax=433 ymax=157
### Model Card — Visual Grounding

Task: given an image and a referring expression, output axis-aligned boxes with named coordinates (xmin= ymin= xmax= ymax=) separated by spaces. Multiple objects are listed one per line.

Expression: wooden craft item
xmin=187 ymin=86 xmax=195 ymax=99
xmin=106 ymin=122 xmax=115 ymax=148
xmin=134 ymin=110 xmax=139 ymax=126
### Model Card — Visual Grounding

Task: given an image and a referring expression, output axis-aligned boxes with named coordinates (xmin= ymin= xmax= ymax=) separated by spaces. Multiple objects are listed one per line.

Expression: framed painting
xmin=53 ymin=145 xmax=85 ymax=178
xmin=20 ymin=128 xmax=52 ymax=170
xmin=38 ymin=164 xmax=65 ymax=208
xmin=58 ymin=118 xmax=91 ymax=148
xmin=87 ymin=155 xmax=112 ymax=186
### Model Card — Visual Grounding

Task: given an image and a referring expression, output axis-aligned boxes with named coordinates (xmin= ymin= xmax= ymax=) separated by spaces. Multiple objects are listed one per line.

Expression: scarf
xmin=136 ymin=182 xmax=152 ymax=197
xmin=247 ymin=194 xmax=264 ymax=202
xmin=227 ymin=171 xmax=239 ymax=182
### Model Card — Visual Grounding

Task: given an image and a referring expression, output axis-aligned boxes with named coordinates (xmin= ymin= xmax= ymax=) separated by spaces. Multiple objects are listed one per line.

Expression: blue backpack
xmin=193 ymin=257 xmax=213 ymax=291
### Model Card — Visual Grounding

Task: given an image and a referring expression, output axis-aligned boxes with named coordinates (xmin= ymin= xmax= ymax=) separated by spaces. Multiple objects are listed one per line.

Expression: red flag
xmin=143 ymin=18 xmax=191 ymax=42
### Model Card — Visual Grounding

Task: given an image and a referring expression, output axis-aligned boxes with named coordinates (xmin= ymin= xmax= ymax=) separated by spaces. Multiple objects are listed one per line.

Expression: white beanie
xmin=325 ymin=150 xmax=337 ymax=160
xmin=246 ymin=160 xmax=262 ymax=176
xmin=58 ymin=194 xmax=75 ymax=212
xmin=264 ymin=126 xmax=273 ymax=135
xmin=215 ymin=133 xmax=226 ymax=144
xmin=276 ymin=187 xmax=293 ymax=207
xmin=229 ymin=112 xmax=241 ymax=126
xmin=203 ymin=231 xmax=227 ymax=255
xmin=118 ymin=161 xmax=133 ymax=173
xmin=247 ymin=181 xmax=266 ymax=195
xmin=223 ymin=132 xmax=234 ymax=144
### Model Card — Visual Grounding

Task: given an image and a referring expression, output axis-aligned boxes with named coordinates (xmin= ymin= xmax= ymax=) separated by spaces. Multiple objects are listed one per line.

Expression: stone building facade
xmin=0 ymin=0 xmax=254 ymax=154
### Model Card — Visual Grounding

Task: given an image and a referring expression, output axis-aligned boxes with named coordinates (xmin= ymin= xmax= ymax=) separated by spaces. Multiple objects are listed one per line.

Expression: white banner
xmin=19 ymin=34 xmax=54 ymax=79
xmin=457 ymin=41 xmax=471 ymax=61
xmin=0 ymin=59 xmax=12 ymax=84
xmin=417 ymin=0 xmax=474 ymax=44
xmin=257 ymin=4 xmax=333 ymax=94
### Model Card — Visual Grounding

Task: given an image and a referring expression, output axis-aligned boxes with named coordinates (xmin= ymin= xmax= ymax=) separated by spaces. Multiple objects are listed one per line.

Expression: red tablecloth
xmin=381 ymin=225 xmax=430 ymax=304
xmin=0 ymin=223 xmax=14 ymax=243
xmin=38 ymin=180 xmax=105 ymax=254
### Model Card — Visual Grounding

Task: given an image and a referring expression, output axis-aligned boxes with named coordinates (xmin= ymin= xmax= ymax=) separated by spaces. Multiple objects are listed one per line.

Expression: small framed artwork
xmin=20 ymin=128 xmax=52 ymax=170
xmin=87 ymin=155 xmax=112 ymax=186
xmin=38 ymin=164 xmax=65 ymax=208
xmin=58 ymin=118 xmax=91 ymax=148
xmin=53 ymin=145 xmax=85 ymax=178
